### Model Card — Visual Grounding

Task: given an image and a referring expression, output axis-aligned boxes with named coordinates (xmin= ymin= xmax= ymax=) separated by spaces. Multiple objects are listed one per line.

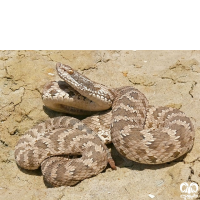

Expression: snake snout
xmin=56 ymin=62 xmax=61 ymax=68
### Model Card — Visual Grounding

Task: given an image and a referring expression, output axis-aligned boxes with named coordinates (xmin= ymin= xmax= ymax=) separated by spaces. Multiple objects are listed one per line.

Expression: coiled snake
xmin=15 ymin=63 xmax=195 ymax=187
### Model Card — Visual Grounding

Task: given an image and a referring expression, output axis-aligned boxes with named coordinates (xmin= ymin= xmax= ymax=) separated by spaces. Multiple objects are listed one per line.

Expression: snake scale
xmin=15 ymin=63 xmax=195 ymax=187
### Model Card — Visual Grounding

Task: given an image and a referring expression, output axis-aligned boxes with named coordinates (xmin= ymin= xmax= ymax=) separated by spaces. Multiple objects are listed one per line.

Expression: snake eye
xmin=68 ymin=69 xmax=74 ymax=75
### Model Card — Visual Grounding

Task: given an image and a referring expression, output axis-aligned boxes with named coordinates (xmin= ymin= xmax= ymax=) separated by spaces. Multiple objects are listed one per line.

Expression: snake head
xmin=56 ymin=62 xmax=93 ymax=90
xmin=56 ymin=62 xmax=74 ymax=75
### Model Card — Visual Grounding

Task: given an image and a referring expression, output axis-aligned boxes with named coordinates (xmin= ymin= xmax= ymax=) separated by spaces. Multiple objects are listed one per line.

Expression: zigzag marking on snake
xmin=15 ymin=62 xmax=195 ymax=187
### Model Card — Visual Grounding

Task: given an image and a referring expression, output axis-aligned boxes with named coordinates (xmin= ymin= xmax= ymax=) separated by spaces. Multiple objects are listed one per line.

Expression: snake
xmin=15 ymin=63 xmax=195 ymax=187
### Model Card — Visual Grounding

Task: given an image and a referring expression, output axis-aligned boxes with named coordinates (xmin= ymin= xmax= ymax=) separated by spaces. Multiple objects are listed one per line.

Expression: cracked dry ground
xmin=1 ymin=50 xmax=200 ymax=200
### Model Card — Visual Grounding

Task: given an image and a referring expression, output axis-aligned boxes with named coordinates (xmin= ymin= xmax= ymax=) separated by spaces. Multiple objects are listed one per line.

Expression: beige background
xmin=0 ymin=50 xmax=200 ymax=200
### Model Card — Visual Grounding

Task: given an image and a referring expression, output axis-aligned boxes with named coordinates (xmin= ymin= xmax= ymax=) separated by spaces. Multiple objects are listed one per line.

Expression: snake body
xmin=15 ymin=63 xmax=195 ymax=187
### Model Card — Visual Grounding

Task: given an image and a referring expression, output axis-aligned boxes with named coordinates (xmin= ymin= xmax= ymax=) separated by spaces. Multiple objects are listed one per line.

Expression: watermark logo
xmin=180 ymin=182 xmax=198 ymax=200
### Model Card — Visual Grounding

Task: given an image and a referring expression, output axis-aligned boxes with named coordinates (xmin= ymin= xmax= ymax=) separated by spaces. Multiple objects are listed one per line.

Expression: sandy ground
xmin=0 ymin=50 xmax=200 ymax=200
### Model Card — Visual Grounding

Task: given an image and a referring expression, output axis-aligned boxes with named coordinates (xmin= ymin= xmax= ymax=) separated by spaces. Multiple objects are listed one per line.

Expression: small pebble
xmin=48 ymin=73 xmax=55 ymax=76
xmin=148 ymin=194 xmax=155 ymax=198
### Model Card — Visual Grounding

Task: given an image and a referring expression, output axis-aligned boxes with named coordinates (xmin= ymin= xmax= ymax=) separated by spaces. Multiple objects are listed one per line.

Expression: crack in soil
xmin=189 ymin=81 xmax=197 ymax=98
